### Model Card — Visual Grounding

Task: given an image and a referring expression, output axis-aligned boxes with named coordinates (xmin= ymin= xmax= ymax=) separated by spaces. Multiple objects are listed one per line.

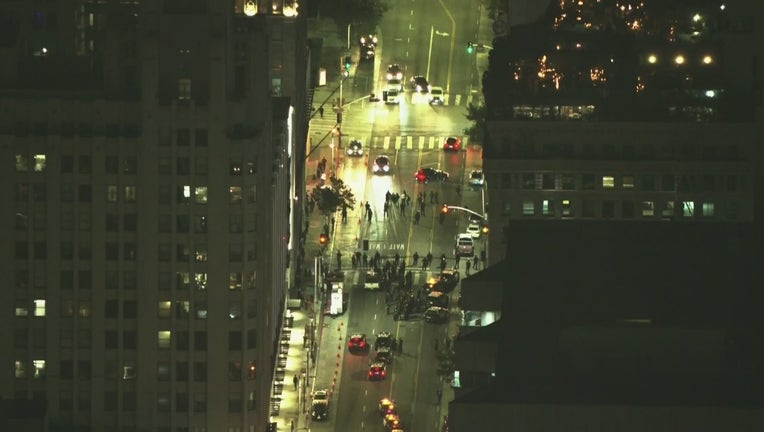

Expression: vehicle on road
xmin=429 ymin=86 xmax=444 ymax=104
xmin=347 ymin=333 xmax=368 ymax=354
xmin=466 ymin=222 xmax=481 ymax=239
xmin=346 ymin=140 xmax=364 ymax=157
xmin=379 ymin=397 xmax=396 ymax=415
xmin=364 ymin=270 xmax=381 ymax=289
xmin=415 ymin=167 xmax=449 ymax=183
xmin=427 ymin=291 xmax=450 ymax=308
xmin=375 ymin=331 xmax=394 ymax=349
xmin=386 ymin=64 xmax=403 ymax=80
xmin=360 ymin=34 xmax=377 ymax=61
xmin=469 ymin=170 xmax=484 ymax=187
xmin=311 ymin=389 xmax=329 ymax=421
xmin=387 ymin=79 xmax=404 ymax=92
xmin=410 ymin=75 xmax=430 ymax=92
xmin=375 ymin=346 xmax=393 ymax=364
xmin=372 ymin=155 xmax=391 ymax=174
xmin=424 ymin=306 xmax=449 ymax=323
xmin=386 ymin=88 xmax=400 ymax=104
xmin=443 ymin=136 xmax=462 ymax=152
xmin=384 ymin=413 xmax=402 ymax=430
xmin=424 ymin=269 xmax=460 ymax=293
xmin=368 ymin=362 xmax=388 ymax=381
xmin=455 ymin=233 xmax=475 ymax=257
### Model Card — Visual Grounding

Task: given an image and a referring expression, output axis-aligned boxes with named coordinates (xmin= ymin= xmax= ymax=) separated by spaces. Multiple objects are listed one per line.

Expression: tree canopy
xmin=463 ymin=102 xmax=486 ymax=143
xmin=310 ymin=176 xmax=356 ymax=218
xmin=321 ymin=0 xmax=389 ymax=35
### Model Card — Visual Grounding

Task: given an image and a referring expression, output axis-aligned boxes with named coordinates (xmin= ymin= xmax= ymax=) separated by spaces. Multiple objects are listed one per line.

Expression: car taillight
xmin=369 ymin=371 xmax=373 ymax=376
xmin=382 ymin=370 xmax=386 ymax=376
xmin=360 ymin=341 xmax=366 ymax=347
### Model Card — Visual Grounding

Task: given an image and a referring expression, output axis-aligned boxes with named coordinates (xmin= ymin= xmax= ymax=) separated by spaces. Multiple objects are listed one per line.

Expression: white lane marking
xmin=455 ymin=94 xmax=462 ymax=105
xmin=428 ymin=136 xmax=436 ymax=149
xmin=418 ymin=136 xmax=425 ymax=149
xmin=383 ymin=136 xmax=390 ymax=150
xmin=394 ymin=136 xmax=402 ymax=150
xmin=406 ymin=136 xmax=413 ymax=150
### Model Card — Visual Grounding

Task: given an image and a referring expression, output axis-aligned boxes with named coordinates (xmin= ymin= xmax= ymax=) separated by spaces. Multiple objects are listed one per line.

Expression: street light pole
xmin=426 ymin=26 xmax=434 ymax=81
xmin=347 ymin=24 xmax=351 ymax=50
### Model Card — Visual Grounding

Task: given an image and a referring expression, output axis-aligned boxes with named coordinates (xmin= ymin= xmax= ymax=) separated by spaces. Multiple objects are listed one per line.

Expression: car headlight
xmin=373 ymin=165 xmax=379 ymax=172
xmin=386 ymin=73 xmax=392 ymax=80
xmin=358 ymin=149 xmax=363 ymax=155
xmin=416 ymin=85 xmax=422 ymax=91
xmin=383 ymin=165 xmax=389 ymax=172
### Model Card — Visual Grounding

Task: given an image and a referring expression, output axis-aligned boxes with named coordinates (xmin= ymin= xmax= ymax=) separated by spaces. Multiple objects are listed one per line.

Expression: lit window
xmin=15 ymin=303 xmax=29 ymax=316
xmin=33 ymin=360 xmax=46 ymax=378
xmin=230 ymin=163 xmax=242 ymax=175
xmin=248 ymin=185 xmax=256 ymax=203
xmin=502 ymin=201 xmax=511 ymax=216
xmin=106 ymin=185 xmax=118 ymax=202
xmin=229 ymin=273 xmax=242 ymax=290
xmin=247 ymin=361 xmax=256 ymax=380
xmin=641 ymin=201 xmax=655 ymax=217
xmin=178 ymin=78 xmax=191 ymax=100
xmin=229 ymin=301 xmax=241 ymax=319
xmin=247 ymin=161 xmax=257 ymax=175
xmin=561 ymin=199 xmax=572 ymax=216
xmin=34 ymin=299 xmax=46 ymax=316
xmin=194 ymin=246 xmax=207 ymax=262
xmin=158 ymin=301 xmax=171 ymax=318
xmin=194 ymin=273 xmax=207 ymax=290
xmin=682 ymin=201 xmax=694 ymax=217
xmin=541 ymin=200 xmax=554 ymax=216
xmin=15 ymin=155 xmax=29 ymax=172
xmin=122 ymin=362 xmax=136 ymax=380
xmin=15 ymin=360 xmax=26 ymax=378
xmin=78 ymin=301 xmax=91 ymax=317
xmin=702 ymin=202 xmax=715 ymax=217
xmin=522 ymin=201 xmax=535 ymax=216
xmin=230 ymin=186 xmax=242 ymax=204
xmin=195 ymin=186 xmax=208 ymax=204
xmin=195 ymin=302 xmax=208 ymax=319
xmin=124 ymin=186 xmax=136 ymax=202
xmin=623 ymin=175 xmax=635 ymax=189
xmin=158 ymin=331 xmax=171 ymax=349
xmin=602 ymin=176 xmax=615 ymax=188
xmin=661 ymin=201 xmax=675 ymax=218
xmin=33 ymin=154 xmax=47 ymax=172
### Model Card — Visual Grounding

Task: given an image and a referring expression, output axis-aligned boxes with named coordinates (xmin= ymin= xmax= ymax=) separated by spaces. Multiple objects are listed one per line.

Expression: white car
xmin=466 ymin=223 xmax=481 ymax=239
xmin=429 ymin=86 xmax=444 ymax=105
xmin=386 ymin=79 xmax=404 ymax=92
xmin=386 ymin=89 xmax=400 ymax=104
xmin=468 ymin=170 xmax=484 ymax=187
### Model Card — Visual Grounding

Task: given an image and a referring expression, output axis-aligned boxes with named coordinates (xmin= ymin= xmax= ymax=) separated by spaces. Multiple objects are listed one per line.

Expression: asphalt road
xmin=307 ymin=1 xmax=485 ymax=430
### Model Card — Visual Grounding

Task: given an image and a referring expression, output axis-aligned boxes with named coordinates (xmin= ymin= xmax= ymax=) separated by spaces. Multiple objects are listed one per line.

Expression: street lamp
xmin=427 ymin=27 xmax=449 ymax=82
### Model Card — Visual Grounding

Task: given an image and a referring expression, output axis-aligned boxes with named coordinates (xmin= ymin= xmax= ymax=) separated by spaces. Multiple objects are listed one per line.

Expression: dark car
xmin=415 ymin=167 xmax=449 ymax=183
xmin=386 ymin=64 xmax=403 ymax=81
xmin=346 ymin=140 xmax=364 ymax=157
xmin=375 ymin=346 xmax=393 ymax=364
xmin=427 ymin=291 xmax=449 ymax=308
xmin=372 ymin=155 xmax=391 ymax=174
xmin=424 ymin=269 xmax=460 ymax=293
xmin=424 ymin=306 xmax=449 ymax=324
xmin=311 ymin=389 xmax=329 ymax=421
xmin=443 ymin=136 xmax=462 ymax=152
xmin=368 ymin=362 xmax=388 ymax=381
xmin=375 ymin=331 xmax=394 ymax=349
xmin=410 ymin=75 xmax=430 ymax=92
xmin=347 ymin=333 xmax=368 ymax=353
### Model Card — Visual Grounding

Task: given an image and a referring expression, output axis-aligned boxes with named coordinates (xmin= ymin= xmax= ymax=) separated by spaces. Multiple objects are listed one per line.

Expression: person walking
xmin=466 ymin=259 xmax=471 ymax=274
xmin=293 ymin=375 xmax=299 ymax=390
xmin=398 ymin=338 xmax=403 ymax=354
xmin=412 ymin=252 xmax=419 ymax=266
xmin=318 ymin=106 xmax=324 ymax=118
xmin=414 ymin=211 xmax=421 ymax=224
xmin=336 ymin=250 xmax=342 ymax=270
xmin=436 ymin=389 xmax=443 ymax=404
xmin=472 ymin=255 xmax=479 ymax=270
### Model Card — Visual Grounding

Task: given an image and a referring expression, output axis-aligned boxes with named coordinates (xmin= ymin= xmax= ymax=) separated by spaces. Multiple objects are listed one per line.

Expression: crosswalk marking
xmin=454 ymin=94 xmax=462 ymax=105
xmin=383 ymin=136 xmax=390 ymax=150
xmin=406 ymin=136 xmax=413 ymax=150
xmin=395 ymin=136 xmax=402 ymax=150
xmin=334 ymin=135 xmax=473 ymax=151
xmin=418 ymin=136 xmax=425 ymax=149
xmin=428 ymin=136 xmax=436 ymax=149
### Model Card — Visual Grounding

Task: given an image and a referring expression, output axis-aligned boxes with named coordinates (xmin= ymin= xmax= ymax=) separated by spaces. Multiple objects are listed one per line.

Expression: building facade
xmin=0 ymin=1 xmax=308 ymax=432
xmin=482 ymin=0 xmax=762 ymax=265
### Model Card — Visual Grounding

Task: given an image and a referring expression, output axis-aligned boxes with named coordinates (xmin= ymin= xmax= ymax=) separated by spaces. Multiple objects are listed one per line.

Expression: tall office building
xmin=483 ymin=0 xmax=762 ymax=264
xmin=0 ymin=1 xmax=309 ymax=431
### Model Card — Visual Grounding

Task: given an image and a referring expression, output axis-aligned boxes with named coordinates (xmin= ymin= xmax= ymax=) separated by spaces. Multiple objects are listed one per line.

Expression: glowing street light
xmin=674 ymin=55 xmax=685 ymax=65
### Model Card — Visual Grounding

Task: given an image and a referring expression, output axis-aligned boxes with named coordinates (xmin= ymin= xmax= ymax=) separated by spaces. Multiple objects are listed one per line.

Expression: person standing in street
xmin=436 ymin=388 xmax=443 ymax=404
xmin=336 ymin=250 xmax=342 ymax=270
xmin=318 ymin=106 xmax=324 ymax=118
xmin=398 ymin=338 xmax=404 ymax=354
xmin=293 ymin=375 xmax=299 ymax=390
xmin=412 ymin=252 xmax=419 ymax=266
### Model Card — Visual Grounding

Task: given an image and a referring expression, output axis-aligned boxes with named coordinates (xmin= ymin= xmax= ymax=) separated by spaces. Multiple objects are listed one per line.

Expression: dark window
xmin=104 ymin=391 xmax=118 ymax=412
xmin=78 ymin=184 xmax=92 ymax=202
xmin=106 ymin=213 xmax=119 ymax=231
xmin=33 ymin=241 xmax=47 ymax=259
xmin=622 ymin=201 xmax=635 ymax=218
xmin=175 ymin=362 xmax=189 ymax=381
xmin=123 ymin=301 xmax=137 ymax=319
xmin=176 ymin=215 xmax=190 ymax=233
xmin=60 ymin=360 xmax=74 ymax=379
xmin=61 ymin=155 xmax=74 ymax=173
xmin=105 ymin=156 xmax=119 ymax=174
xmin=122 ymin=156 xmax=137 ymax=175
xmin=176 ymin=392 xmax=189 ymax=412
xmin=194 ymin=362 xmax=207 ymax=381
xmin=105 ymin=300 xmax=119 ymax=318
xmin=726 ymin=174 xmax=737 ymax=192
xmin=521 ymin=173 xmax=535 ymax=189
xmin=177 ymin=129 xmax=190 ymax=146
xmin=15 ymin=241 xmax=28 ymax=260
xmin=105 ymin=331 xmax=118 ymax=349
xmin=582 ymin=174 xmax=596 ymax=190
xmin=78 ymin=270 xmax=92 ymax=289
xmin=176 ymin=331 xmax=189 ymax=350
xmin=542 ymin=174 xmax=554 ymax=189
xmin=123 ymin=243 xmax=136 ymax=260
xmin=60 ymin=270 xmax=74 ymax=289
xmin=661 ymin=175 xmax=675 ymax=191
xmin=32 ymin=183 xmax=46 ymax=202
xmin=105 ymin=242 xmax=119 ymax=260
xmin=640 ymin=175 xmax=655 ymax=191
xmin=176 ymin=157 xmax=190 ymax=175
xmin=229 ymin=331 xmax=242 ymax=350
xmin=247 ymin=329 xmax=257 ymax=349
xmin=500 ymin=174 xmax=511 ymax=189
xmin=602 ymin=201 xmax=615 ymax=218
xmin=195 ymin=128 xmax=208 ymax=147
xmin=78 ymin=155 xmax=92 ymax=174
xmin=123 ymin=331 xmax=137 ymax=349
xmin=78 ymin=360 xmax=91 ymax=379
xmin=123 ymin=213 xmax=137 ymax=231
xmin=60 ymin=241 xmax=74 ymax=260
xmin=195 ymin=331 xmax=207 ymax=350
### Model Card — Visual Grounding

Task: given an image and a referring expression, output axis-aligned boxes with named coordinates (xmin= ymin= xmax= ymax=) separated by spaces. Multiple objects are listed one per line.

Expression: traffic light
xmin=319 ymin=233 xmax=329 ymax=245
xmin=466 ymin=42 xmax=475 ymax=54
xmin=343 ymin=56 xmax=352 ymax=71
xmin=441 ymin=204 xmax=449 ymax=214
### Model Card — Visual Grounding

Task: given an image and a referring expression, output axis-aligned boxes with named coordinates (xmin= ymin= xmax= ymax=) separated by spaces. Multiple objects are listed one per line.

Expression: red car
xmin=443 ymin=136 xmax=462 ymax=152
xmin=348 ymin=333 xmax=368 ymax=353
xmin=368 ymin=362 xmax=388 ymax=381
